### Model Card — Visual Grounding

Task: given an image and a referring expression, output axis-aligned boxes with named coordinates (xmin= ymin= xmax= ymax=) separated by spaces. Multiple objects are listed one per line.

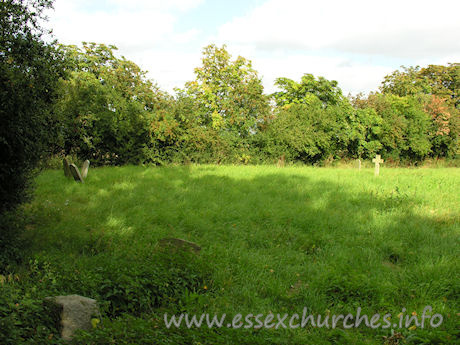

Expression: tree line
xmin=53 ymin=43 xmax=459 ymax=166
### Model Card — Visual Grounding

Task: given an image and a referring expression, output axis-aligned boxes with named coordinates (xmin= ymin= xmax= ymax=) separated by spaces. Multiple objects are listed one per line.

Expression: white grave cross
xmin=372 ymin=154 xmax=384 ymax=176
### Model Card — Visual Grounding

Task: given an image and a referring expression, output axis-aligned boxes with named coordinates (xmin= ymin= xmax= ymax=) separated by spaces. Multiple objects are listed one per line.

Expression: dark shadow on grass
xmin=24 ymin=166 xmax=459 ymax=340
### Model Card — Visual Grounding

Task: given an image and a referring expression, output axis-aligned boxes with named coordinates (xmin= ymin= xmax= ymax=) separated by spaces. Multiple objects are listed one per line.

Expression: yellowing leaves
xmin=91 ymin=318 xmax=100 ymax=328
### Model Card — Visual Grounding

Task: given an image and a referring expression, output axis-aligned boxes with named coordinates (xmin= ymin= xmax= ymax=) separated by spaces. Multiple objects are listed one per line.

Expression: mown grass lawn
xmin=14 ymin=165 xmax=460 ymax=344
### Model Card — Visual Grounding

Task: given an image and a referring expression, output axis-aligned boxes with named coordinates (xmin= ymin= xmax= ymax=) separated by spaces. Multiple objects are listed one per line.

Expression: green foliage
xmin=346 ymin=107 xmax=383 ymax=159
xmin=381 ymin=64 xmax=460 ymax=109
xmin=0 ymin=0 xmax=64 ymax=214
xmin=273 ymin=74 xmax=345 ymax=107
xmin=181 ymin=44 xmax=270 ymax=138
xmin=377 ymin=94 xmax=431 ymax=160
xmin=0 ymin=212 xmax=27 ymax=272
xmin=141 ymin=44 xmax=271 ymax=165
xmin=357 ymin=93 xmax=455 ymax=161
xmin=256 ymin=100 xmax=353 ymax=163
xmin=0 ymin=248 xmax=208 ymax=344
xmin=26 ymin=251 xmax=207 ymax=318
xmin=0 ymin=272 xmax=64 ymax=345
xmin=52 ymin=43 xmax=457 ymax=166
xmin=380 ymin=66 xmax=432 ymax=98
xmin=55 ymin=43 xmax=172 ymax=165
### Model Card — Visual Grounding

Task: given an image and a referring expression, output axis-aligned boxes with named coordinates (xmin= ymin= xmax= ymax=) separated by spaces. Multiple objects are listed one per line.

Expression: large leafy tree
xmin=1 ymin=0 xmax=64 ymax=268
xmin=361 ymin=94 xmax=433 ymax=161
xmin=272 ymin=74 xmax=346 ymax=107
xmin=0 ymin=0 xmax=64 ymax=213
xmin=260 ymin=74 xmax=353 ymax=163
xmin=380 ymin=64 xmax=459 ymax=158
xmin=56 ymin=43 xmax=171 ymax=165
xmin=381 ymin=64 xmax=460 ymax=108
xmin=259 ymin=100 xmax=353 ymax=163
xmin=423 ymin=94 xmax=459 ymax=158
xmin=181 ymin=44 xmax=270 ymax=138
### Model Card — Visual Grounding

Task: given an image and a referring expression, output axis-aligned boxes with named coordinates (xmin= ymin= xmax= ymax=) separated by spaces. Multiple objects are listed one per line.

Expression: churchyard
xmin=2 ymin=164 xmax=458 ymax=344
xmin=3 ymin=0 xmax=459 ymax=343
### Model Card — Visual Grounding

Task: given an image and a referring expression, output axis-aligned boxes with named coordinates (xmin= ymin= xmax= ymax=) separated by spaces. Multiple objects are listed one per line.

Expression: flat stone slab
xmin=70 ymin=163 xmax=84 ymax=183
xmin=158 ymin=237 xmax=201 ymax=254
xmin=45 ymin=295 xmax=99 ymax=341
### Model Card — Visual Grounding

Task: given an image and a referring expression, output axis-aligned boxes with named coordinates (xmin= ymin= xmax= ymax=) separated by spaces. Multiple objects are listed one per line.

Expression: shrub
xmin=0 ymin=0 xmax=64 ymax=214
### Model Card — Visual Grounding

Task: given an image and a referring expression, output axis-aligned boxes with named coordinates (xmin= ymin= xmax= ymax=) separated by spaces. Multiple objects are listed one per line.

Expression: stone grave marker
xmin=81 ymin=160 xmax=90 ymax=179
xmin=158 ymin=237 xmax=201 ymax=254
xmin=63 ymin=158 xmax=72 ymax=178
xmin=69 ymin=164 xmax=84 ymax=183
xmin=372 ymin=154 xmax=384 ymax=176
xmin=44 ymin=295 xmax=100 ymax=341
xmin=358 ymin=159 xmax=362 ymax=171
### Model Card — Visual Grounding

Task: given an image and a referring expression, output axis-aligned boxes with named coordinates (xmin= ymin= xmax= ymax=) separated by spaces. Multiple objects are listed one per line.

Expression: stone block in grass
xmin=45 ymin=295 xmax=100 ymax=341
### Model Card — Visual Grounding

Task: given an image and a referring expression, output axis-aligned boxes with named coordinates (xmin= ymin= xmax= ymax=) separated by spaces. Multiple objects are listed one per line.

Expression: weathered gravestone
xmin=63 ymin=158 xmax=72 ymax=178
xmin=81 ymin=160 xmax=90 ymax=179
xmin=372 ymin=154 xmax=384 ymax=176
xmin=69 ymin=164 xmax=84 ymax=183
xmin=44 ymin=295 xmax=100 ymax=341
xmin=158 ymin=237 xmax=201 ymax=254
xmin=358 ymin=159 xmax=362 ymax=171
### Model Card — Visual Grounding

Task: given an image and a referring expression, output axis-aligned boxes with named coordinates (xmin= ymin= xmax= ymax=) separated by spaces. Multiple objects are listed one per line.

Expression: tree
xmin=424 ymin=95 xmax=459 ymax=158
xmin=348 ymin=95 xmax=384 ymax=159
xmin=380 ymin=66 xmax=431 ymax=97
xmin=378 ymin=64 xmax=459 ymax=159
xmin=1 ymin=0 xmax=64 ymax=268
xmin=361 ymin=94 xmax=432 ymax=161
xmin=381 ymin=64 xmax=460 ymax=108
xmin=0 ymin=0 xmax=64 ymax=214
xmin=56 ymin=43 xmax=171 ymax=165
xmin=272 ymin=74 xmax=345 ymax=107
xmin=419 ymin=64 xmax=459 ymax=108
xmin=259 ymin=99 xmax=352 ymax=164
xmin=181 ymin=44 xmax=270 ymax=138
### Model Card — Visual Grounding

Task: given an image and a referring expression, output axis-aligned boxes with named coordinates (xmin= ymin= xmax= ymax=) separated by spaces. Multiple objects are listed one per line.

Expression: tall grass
xmin=12 ymin=165 xmax=460 ymax=344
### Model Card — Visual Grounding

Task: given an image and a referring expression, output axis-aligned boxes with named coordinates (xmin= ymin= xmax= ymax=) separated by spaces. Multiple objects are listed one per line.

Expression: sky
xmin=46 ymin=0 xmax=460 ymax=96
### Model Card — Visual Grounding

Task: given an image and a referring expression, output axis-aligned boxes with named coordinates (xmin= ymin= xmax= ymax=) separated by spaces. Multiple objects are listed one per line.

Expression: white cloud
xmin=109 ymin=0 xmax=204 ymax=12
xmin=213 ymin=0 xmax=460 ymax=95
xmin=45 ymin=0 xmax=459 ymax=95
xmin=133 ymin=50 xmax=202 ymax=91
xmin=217 ymin=0 xmax=460 ymax=59
xmin=46 ymin=0 xmax=205 ymax=92
xmin=48 ymin=0 xmax=203 ymax=50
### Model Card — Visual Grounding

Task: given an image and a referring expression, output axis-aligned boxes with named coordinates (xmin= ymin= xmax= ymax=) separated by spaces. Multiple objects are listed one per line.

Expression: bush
xmin=0 ymin=275 xmax=64 ymax=345
xmin=0 ymin=0 xmax=64 ymax=272
xmin=55 ymin=44 xmax=172 ymax=166
xmin=0 ymin=212 xmax=26 ymax=272
xmin=0 ymin=0 xmax=64 ymax=214
xmin=258 ymin=101 xmax=352 ymax=164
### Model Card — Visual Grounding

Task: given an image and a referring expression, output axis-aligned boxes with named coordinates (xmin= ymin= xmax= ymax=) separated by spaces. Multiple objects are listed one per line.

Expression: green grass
xmin=8 ymin=165 xmax=460 ymax=344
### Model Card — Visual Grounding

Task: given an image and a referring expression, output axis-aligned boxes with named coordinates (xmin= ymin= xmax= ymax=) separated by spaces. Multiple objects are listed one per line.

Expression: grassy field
xmin=5 ymin=165 xmax=460 ymax=344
